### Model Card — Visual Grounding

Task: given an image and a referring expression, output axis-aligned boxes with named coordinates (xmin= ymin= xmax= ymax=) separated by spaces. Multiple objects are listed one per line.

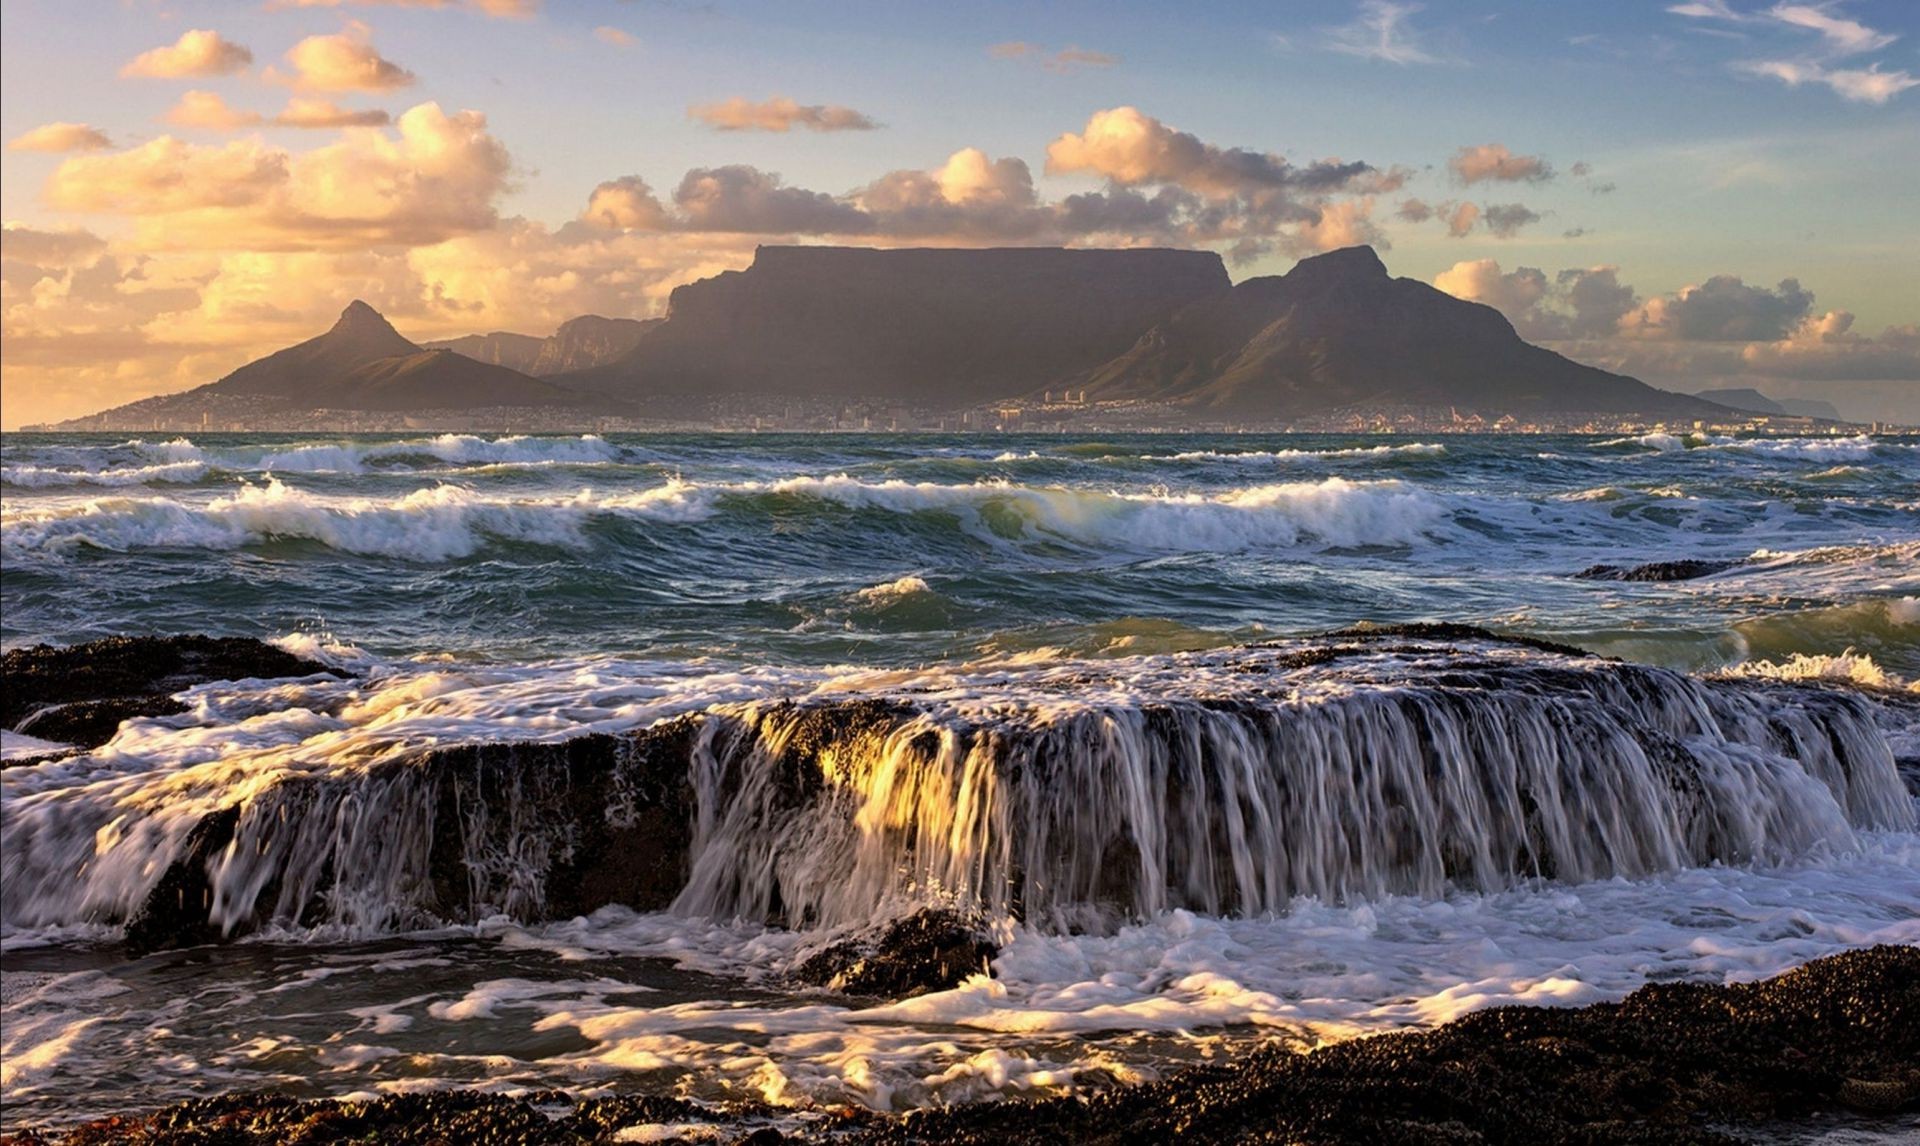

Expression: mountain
xmin=63 ymin=301 xmax=610 ymax=428
xmin=1695 ymin=387 xmax=1840 ymax=420
xmin=425 ymin=316 xmax=657 ymax=377
xmin=564 ymin=245 xmax=1231 ymax=407
xmin=1074 ymin=246 xmax=1726 ymax=419
xmin=531 ymin=315 xmax=658 ymax=376
xmin=422 ymin=330 xmax=545 ymax=374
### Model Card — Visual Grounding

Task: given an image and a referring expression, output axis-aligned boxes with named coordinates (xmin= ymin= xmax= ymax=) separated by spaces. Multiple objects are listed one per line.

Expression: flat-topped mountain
xmin=1073 ymin=246 xmax=1726 ymax=418
xmin=564 ymin=245 xmax=1232 ymax=406
xmin=64 ymin=302 xmax=610 ymax=428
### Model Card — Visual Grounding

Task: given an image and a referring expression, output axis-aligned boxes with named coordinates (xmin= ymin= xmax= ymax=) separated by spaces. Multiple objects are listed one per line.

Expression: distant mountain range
xmin=58 ymin=245 xmax=1773 ymax=430
xmin=424 ymin=315 xmax=658 ymax=377
xmin=1692 ymin=387 xmax=1840 ymax=420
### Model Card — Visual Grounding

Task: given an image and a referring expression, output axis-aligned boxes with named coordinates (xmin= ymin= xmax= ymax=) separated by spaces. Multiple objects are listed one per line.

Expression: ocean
xmin=2 ymin=429 xmax=1917 ymax=1130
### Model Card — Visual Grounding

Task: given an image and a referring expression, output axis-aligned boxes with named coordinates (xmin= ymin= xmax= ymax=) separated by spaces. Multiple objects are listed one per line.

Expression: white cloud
xmin=1324 ymin=2 xmax=1441 ymax=65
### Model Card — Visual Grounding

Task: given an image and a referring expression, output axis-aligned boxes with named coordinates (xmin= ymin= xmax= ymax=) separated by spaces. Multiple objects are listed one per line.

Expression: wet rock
xmin=2 ymin=635 xmax=340 ymax=751
xmin=1326 ymin=621 xmax=1598 ymax=659
xmin=795 ymin=908 xmax=998 ymax=998
xmin=1574 ymin=559 xmax=1742 ymax=583
xmin=16 ymin=946 xmax=1916 ymax=1145
xmin=123 ymin=806 xmax=241 ymax=957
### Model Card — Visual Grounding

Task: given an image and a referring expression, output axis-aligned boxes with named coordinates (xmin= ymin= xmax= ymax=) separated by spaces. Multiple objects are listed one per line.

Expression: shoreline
xmin=4 ymin=944 xmax=1914 ymax=1144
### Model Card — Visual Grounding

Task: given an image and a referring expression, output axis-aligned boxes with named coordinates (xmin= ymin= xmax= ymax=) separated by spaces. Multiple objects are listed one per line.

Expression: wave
xmin=1600 ymin=432 xmax=1888 ymax=462
xmin=254 ymin=433 xmax=625 ymax=474
xmin=0 ymin=461 xmax=211 ymax=489
xmin=2 ymin=475 xmax=1457 ymax=561
xmin=1162 ymin=442 xmax=1447 ymax=463
xmin=1722 ymin=650 xmax=1912 ymax=691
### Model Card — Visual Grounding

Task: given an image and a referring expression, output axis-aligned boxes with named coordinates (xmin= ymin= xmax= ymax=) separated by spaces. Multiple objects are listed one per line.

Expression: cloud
xmin=1673 ymin=0 xmax=1916 ymax=103
xmin=165 ymin=91 xmax=264 ymax=131
xmin=1433 ymin=255 xmax=1919 ymax=418
xmin=1481 ymin=203 xmax=1542 ymax=237
xmin=1733 ymin=59 xmax=1918 ymax=103
xmin=1433 ymin=258 xmax=1637 ymax=339
xmin=671 ymin=165 xmax=873 ymax=234
xmin=1448 ymin=143 xmax=1553 ymax=184
xmin=593 ymin=27 xmax=638 ymax=47
xmin=8 ymin=123 xmax=112 ymax=152
xmin=1442 ymin=200 xmax=1479 ymax=237
xmin=1395 ymin=198 xmax=1433 ymax=222
xmin=44 ymin=103 xmax=510 ymax=250
xmin=276 ymin=97 xmax=395 ymax=128
xmin=285 ymin=22 xmax=416 ymax=91
xmin=47 ymin=138 xmax=289 ymax=214
xmin=1324 ymin=1 xmax=1440 ymax=65
xmin=987 ymin=42 xmax=1119 ymax=73
xmin=1434 ymin=259 xmax=1548 ymax=321
xmin=1619 ymin=274 xmax=1816 ymax=340
xmin=1 ymin=223 xmax=109 ymax=267
xmin=688 ymin=97 xmax=879 ymax=133
xmin=269 ymin=0 xmax=538 ymax=16
xmin=121 ymin=29 xmax=253 ymax=79
xmin=1045 ymin=106 xmax=1375 ymax=197
xmin=1769 ymin=3 xmax=1895 ymax=55
xmin=582 ymin=175 xmax=672 ymax=231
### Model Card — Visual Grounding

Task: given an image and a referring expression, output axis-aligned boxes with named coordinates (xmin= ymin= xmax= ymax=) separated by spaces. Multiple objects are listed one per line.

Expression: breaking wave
xmin=2 ymin=475 xmax=1457 ymax=561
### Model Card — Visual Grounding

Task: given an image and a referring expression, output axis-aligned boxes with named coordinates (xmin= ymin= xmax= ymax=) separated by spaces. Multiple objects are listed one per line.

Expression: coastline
xmin=5 ymin=944 xmax=1914 ymax=1144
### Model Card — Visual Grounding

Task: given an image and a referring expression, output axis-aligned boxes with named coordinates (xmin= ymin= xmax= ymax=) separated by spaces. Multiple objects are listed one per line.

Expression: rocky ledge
xmin=1 ymin=635 xmax=340 ymax=761
xmin=4 ymin=945 xmax=1914 ymax=1143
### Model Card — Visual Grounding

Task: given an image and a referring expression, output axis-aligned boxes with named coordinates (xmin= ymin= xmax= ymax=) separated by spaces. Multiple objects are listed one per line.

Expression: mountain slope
xmin=531 ymin=315 xmax=658 ymax=376
xmin=207 ymin=300 xmax=422 ymax=400
xmin=63 ymin=301 xmax=613 ymax=426
xmin=564 ymin=245 xmax=1231 ymax=407
xmin=1075 ymin=246 xmax=1727 ymax=418
xmin=422 ymin=331 xmax=546 ymax=374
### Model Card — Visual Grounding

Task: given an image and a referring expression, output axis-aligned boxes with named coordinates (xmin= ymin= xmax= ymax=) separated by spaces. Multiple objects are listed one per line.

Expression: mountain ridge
xmin=1072 ymin=246 xmax=1727 ymax=418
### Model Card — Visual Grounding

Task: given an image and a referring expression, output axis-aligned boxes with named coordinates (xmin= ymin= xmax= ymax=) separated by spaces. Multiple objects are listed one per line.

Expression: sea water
xmin=2 ymin=430 xmax=1917 ymax=1127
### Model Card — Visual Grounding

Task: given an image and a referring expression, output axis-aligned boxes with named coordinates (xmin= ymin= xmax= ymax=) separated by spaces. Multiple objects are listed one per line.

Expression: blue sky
xmin=2 ymin=0 xmax=1916 ymax=424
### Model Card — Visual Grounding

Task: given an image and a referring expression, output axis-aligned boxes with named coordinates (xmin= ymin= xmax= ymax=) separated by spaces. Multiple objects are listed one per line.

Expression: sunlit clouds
xmin=688 ymin=97 xmax=879 ymax=133
xmin=8 ymin=123 xmax=112 ymax=152
xmin=284 ymin=22 xmax=415 ymax=91
xmin=120 ymin=30 xmax=254 ymax=79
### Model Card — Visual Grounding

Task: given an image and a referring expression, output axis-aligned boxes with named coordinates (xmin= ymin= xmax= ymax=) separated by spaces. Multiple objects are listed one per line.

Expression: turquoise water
xmin=3 ymin=430 xmax=1916 ymax=673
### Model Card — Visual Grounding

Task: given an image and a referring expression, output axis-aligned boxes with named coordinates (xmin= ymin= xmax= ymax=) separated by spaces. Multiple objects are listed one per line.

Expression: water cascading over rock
xmin=2 ymin=635 xmax=1910 ymax=953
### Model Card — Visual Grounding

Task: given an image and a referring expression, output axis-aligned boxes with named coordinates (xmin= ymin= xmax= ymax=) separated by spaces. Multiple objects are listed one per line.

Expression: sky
xmin=2 ymin=0 xmax=1917 ymax=427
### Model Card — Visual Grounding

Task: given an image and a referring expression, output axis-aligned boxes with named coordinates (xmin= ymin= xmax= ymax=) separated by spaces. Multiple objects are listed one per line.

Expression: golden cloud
xmin=121 ymin=30 xmax=253 ymax=79
xmin=285 ymin=22 xmax=416 ymax=91
xmin=43 ymin=103 xmax=508 ymax=250
xmin=688 ymin=97 xmax=879 ymax=133
xmin=8 ymin=123 xmax=113 ymax=152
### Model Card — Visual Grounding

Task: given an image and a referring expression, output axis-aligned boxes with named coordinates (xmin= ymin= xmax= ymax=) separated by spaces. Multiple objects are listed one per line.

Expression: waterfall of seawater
xmin=1 ymin=644 xmax=1911 ymax=944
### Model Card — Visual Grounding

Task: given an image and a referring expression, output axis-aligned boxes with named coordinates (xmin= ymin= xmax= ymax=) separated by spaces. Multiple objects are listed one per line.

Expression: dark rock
xmin=123 ymin=806 xmax=241 ymax=957
xmin=1574 ymin=559 xmax=1743 ymax=583
xmin=2 ymin=635 xmax=340 ymax=750
xmin=16 ymin=946 xmax=1917 ymax=1145
xmin=1324 ymin=621 xmax=1599 ymax=659
xmin=795 ymin=908 xmax=998 ymax=999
